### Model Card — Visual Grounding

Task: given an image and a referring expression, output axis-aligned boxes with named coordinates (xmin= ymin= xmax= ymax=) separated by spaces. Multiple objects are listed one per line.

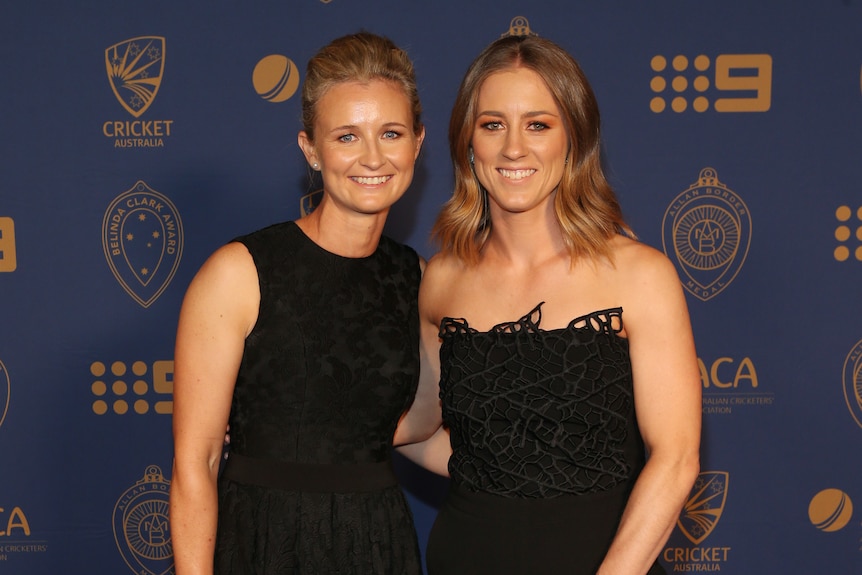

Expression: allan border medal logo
xmin=679 ymin=471 xmax=728 ymax=544
xmin=662 ymin=168 xmax=751 ymax=301
xmin=106 ymin=37 xmax=165 ymax=117
xmin=843 ymin=339 xmax=862 ymax=429
xmin=102 ymin=181 xmax=183 ymax=307
xmin=113 ymin=465 xmax=174 ymax=575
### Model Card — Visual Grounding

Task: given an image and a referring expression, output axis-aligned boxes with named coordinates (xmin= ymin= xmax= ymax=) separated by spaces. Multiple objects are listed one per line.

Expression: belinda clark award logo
xmin=102 ymin=181 xmax=183 ymax=307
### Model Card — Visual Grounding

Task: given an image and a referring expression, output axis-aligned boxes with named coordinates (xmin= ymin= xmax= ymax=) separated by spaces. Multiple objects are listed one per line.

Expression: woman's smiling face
xmin=470 ymin=67 xmax=568 ymax=217
xmin=299 ymin=79 xmax=424 ymax=217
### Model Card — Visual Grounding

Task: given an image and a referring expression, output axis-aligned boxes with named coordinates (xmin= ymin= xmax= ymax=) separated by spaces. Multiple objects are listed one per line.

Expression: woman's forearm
xmin=170 ymin=461 xmax=220 ymax=575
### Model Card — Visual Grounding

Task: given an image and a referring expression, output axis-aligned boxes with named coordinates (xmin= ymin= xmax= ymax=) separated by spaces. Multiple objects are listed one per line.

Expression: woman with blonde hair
xmin=170 ymin=32 xmax=438 ymax=574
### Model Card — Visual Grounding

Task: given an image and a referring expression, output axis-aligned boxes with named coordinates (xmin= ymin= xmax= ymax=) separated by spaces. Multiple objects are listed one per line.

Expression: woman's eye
xmin=528 ymin=122 xmax=550 ymax=131
xmin=481 ymin=121 xmax=503 ymax=131
xmin=382 ymin=130 xmax=401 ymax=139
xmin=338 ymin=134 xmax=356 ymax=143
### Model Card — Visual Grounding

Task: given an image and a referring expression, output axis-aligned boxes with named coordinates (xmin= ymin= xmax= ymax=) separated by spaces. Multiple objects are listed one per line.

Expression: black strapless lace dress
xmin=214 ymin=221 xmax=422 ymax=575
xmin=427 ymin=303 xmax=664 ymax=575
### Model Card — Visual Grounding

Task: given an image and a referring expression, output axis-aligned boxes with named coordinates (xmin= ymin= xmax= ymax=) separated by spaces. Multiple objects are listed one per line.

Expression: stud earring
xmin=469 ymin=148 xmax=474 ymax=165
xmin=312 ymin=162 xmax=319 ymax=170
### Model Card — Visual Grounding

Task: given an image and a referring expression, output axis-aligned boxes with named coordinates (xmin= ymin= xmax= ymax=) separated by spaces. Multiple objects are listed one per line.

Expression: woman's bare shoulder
xmin=610 ymin=235 xmax=677 ymax=281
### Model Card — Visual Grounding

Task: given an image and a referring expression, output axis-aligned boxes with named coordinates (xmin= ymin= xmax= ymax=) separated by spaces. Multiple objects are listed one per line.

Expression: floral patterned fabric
xmin=215 ymin=221 xmax=422 ymax=575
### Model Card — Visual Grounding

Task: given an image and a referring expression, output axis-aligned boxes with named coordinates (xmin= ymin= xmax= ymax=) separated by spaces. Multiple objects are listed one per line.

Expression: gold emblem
xmin=843 ymin=339 xmax=862 ymax=429
xmin=809 ymin=488 xmax=854 ymax=532
xmin=678 ymin=471 xmax=728 ymax=544
xmin=662 ymin=168 xmax=752 ymax=301
xmin=102 ymin=181 xmax=183 ymax=308
xmin=502 ymin=16 xmax=537 ymax=37
xmin=113 ymin=465 xmax=173 ymax=575
xmin=106 ymin=37 xmax=166 ymax=118
xmin=252 ymin=54 xmax=301 ymax=103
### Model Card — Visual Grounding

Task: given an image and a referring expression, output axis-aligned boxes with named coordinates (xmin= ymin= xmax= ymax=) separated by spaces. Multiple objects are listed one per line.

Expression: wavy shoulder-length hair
xmin=433 ymin=34 xmax=634 ymax=264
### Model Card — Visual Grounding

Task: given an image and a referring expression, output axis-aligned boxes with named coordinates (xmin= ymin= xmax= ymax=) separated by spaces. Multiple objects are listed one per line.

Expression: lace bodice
xmin=439 ymin=303 xmax=645 ymax=498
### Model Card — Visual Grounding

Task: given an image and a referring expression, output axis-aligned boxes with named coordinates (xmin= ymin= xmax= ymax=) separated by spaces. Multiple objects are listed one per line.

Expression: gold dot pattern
xmin=651 ymin=54 xmax=714 ymax=113
xmin=91 ymin=360 xmax=173 ymax=415
xmin=834 ymin=205 xmax=862 ymax=262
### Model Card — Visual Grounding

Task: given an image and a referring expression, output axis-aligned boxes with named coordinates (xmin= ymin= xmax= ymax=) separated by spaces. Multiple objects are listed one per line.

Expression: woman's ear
xmin=414 ymin=126 xmax=426 ymax=160
xmin=297 ymin=131 xmax=319 ymax=169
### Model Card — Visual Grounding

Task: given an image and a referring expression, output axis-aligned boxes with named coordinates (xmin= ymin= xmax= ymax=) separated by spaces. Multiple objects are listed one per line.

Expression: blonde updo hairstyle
xmin=301 ymin=32 xmax=423 ymax=141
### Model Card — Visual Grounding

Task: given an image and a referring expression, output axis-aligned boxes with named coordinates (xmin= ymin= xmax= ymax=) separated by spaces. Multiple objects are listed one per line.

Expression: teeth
xmin=499 ymin=169 xmax=535 ymax=180
xmin=353 ymin=176 xmax=391 ymax=185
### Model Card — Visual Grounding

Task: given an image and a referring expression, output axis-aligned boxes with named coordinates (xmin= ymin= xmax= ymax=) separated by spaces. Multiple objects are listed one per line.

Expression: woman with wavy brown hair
xmin=412 ymin=34 xmax=701 ymax=574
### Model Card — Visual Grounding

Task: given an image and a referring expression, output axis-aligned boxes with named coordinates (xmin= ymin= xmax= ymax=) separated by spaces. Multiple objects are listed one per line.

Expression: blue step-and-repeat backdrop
xmin=1 ymin=1 xmax=861 ymax=573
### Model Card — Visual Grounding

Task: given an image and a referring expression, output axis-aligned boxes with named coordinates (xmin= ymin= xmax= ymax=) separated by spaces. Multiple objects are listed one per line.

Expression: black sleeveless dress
xmin=214 ymin=221 xmax=423 ymax=574
xmin=426 ymin=303 xmax=665 ymax=575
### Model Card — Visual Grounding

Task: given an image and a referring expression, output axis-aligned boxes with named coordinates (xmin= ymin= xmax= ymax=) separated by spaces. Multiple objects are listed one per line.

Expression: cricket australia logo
xmin=113 ymin=465 xmax=174 ymax=575
xmin=102 ymin=181 xmax=183 ymax=308
xmin=662 ymin=167 xmax=752 ymax=301
xmin=678 ymin=471 xmax=729 ymax=544
xmin=106 ymin=36 xmax=166 ymax=117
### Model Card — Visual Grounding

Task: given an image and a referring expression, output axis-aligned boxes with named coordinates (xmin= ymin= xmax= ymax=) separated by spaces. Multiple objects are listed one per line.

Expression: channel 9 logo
xmin=90 ymin=360 xmax=173 ymax=415
xmin=650 ymin=54 xmax=772 ymax=113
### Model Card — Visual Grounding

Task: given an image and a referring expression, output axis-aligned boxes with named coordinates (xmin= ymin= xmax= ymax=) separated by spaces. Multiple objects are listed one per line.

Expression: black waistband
xmin=221 ymin=453 xmax=398 ymax=493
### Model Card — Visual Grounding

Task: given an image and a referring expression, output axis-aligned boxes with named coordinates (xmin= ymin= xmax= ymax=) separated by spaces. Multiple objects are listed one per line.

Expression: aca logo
xmin=843 ymin=339 xmax=862 ymax=429
xmin=252 ymin=54 xmax=301 ymax=103
xmin=833 ymin=205 xmax=862 ymax=263
xmin=0 ymin=506 xmax=30 ymax=537
xmin=699 ymin=356 xmax=774 ymax=415
xmin=90 ymin=360 xmax=174 ymax=416
xmin=103 ymin=36 xmax=174 ymax=148
xmin=663 ymin=471 xmax=731 ymax=571
xmin=662 ymin=168 xmax=752 ymax=301
xmin=501 ymin=16 xmax=537 ymax=37
xmin=650 ymin=53 xmax=772 ymax=113
xmin=809 ymin=489 xmax=854 ymax=532
xmin=0 ymin=360 xmax=8 ymax=430
xmin=0 ymin=503 xmax=48 ymax=558
xmin=102 ymin=181 xmax=183 ymax=308
xmin=113 ymin=466 xmax=173 ymax=575
xmin=0 ymin=216 xmax=16 ymax=272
